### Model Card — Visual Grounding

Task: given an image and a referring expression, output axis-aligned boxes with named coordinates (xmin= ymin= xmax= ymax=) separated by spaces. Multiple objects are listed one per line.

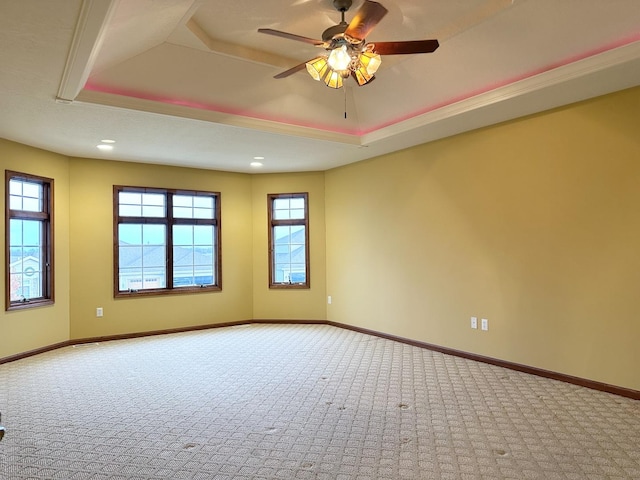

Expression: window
xmin=5 ymin=171 xmax=54 ymax=310
xmin=268 ymin=193 xmax=309 ymax=288
xmin=114 ymin=186 xmax=221 ymax=297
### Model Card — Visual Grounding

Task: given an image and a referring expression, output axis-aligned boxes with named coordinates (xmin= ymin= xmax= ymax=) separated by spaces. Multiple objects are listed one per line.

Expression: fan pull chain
xmin=344 ymin=87 xmax=347 ymax=119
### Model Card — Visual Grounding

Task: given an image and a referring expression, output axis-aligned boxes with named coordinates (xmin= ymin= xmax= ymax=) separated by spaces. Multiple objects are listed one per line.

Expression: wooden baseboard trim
xmin=0 ymin=340 xmax=74 ymax=365
xmin=1 ymin=319 xmax=638 ymax=400
xmin=326 ymin=321 xmax=640 ymax=401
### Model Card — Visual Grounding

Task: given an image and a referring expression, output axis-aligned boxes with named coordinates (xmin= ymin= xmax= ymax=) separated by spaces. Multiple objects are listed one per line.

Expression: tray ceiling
xmin=1 ymin=0 xmax=639 ymax=172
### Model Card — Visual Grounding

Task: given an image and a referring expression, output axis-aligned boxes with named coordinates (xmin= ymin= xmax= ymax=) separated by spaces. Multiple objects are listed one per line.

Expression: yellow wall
xmin=0 ymin=139 xmax=71 ymax=357
xmin=325 ymin=87 xmax=640 ymax=391
xmin=2 ymin=86 xmax=639 ymax=392
xmin=251 ymin=173 xmax=327 ymax=320
xmin=67 ymin=160 xmax=327 ymax=338
xmin=68 ymin=158 xmax=254 ymax=338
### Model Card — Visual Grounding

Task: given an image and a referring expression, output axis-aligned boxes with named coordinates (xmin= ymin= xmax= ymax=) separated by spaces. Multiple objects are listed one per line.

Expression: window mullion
xmin=166 ymin=192 xmax=174 ymax=290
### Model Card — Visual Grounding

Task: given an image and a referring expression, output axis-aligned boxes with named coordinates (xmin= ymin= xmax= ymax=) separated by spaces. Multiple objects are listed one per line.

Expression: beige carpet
xmin=0 ymin=324 xmax=638 ymax=479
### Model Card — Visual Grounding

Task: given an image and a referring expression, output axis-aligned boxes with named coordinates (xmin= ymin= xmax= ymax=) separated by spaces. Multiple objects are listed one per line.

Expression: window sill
xmin=269 ymin=283 xmax=310 ymax=290
xmin=115 ymin=286 xmax=221 ymax=299
xmin=6 ymin=299 xmax=54 ymax=311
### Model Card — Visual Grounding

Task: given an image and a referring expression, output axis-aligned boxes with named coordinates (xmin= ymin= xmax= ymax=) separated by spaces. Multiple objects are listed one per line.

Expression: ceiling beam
xmin=56 ymin=0 xmax=117 ymax=103
xmin=186 ymin=17 xmax=300 ymax=69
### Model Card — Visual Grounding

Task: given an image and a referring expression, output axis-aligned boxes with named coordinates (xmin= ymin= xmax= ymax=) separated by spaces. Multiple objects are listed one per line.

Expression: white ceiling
xmin=1 ymin=0 xmax=639 ymax=173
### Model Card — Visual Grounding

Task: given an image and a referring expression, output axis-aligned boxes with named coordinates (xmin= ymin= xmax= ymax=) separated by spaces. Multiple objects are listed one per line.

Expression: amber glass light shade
xmin=323 ymin=69 xmax=344 ymax=89
xmin=353 ymin=61 xmax=374 ymax=86
xmin=359 ymin=49 xmax=382 ymax=76
xmin=305 ymin=57 xmax=329 ymax=81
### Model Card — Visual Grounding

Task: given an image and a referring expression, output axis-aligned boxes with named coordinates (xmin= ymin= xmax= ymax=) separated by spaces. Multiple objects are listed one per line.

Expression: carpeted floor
xmin=0 ymin=324 xmax=638 ymax=479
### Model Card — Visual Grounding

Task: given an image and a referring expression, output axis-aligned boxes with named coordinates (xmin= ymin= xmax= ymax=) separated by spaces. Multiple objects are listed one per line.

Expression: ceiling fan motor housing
xmin=322 ymin=23 xmax=348 ymax=42
xmin=333 ymin=0 xmax=352 ymax=12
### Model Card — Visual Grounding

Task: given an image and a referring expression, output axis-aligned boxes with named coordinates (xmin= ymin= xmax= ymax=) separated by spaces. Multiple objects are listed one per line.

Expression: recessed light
xmin=97 ymin=144 xmax=114 ymax=151
xmin=253 ymin=156 xmax=264 ymax=160
xmin=250 ymin=162 xmax=263 ymax=168
xmin=101 ymin=139 xmax=116 ymax=144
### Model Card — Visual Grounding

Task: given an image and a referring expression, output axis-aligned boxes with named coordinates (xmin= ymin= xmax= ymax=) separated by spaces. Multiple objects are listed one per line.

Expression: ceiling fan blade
xmin=258 ymin=28 xmax=324 ymax=46
xmin=344 ymin=0 xmax=388 ymax=41
xmin=273 ymin=62 xmax=309 ymax=79
xmin=371 ymin=39 xmax=439 ymax=55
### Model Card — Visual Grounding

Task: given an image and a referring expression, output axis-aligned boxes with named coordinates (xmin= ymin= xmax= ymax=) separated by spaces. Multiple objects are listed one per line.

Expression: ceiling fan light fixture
xmin=306 ymin=56 xmax=329 ymax=81
xmin=259 ymin=0 xmax=438 ymax=87
xmin=327 ymin=44 xmax=352 ymax=71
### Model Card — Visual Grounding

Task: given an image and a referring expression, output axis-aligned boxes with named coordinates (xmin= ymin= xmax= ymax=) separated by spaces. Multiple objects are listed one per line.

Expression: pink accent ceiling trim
xmin=84 ymin=36 xmax=640 ymax=137
xmin=360 ymin=35 xmax=640 ymax=135
xmin=82 ymin=82 xmax=363 ymax=136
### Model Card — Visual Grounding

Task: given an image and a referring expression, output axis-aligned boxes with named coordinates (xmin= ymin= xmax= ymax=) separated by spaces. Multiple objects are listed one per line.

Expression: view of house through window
xmin=268 ymin=193 xmax=309 ymax=288
xmin=115 ymin=186 xmax=221 ymax=296
xmin=5 ymin=171 xmax=54 ymax=310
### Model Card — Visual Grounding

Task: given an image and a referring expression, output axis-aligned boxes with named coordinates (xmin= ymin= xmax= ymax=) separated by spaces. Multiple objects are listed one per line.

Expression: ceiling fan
xmin=258 ymin=0 xmax=439 ymax=89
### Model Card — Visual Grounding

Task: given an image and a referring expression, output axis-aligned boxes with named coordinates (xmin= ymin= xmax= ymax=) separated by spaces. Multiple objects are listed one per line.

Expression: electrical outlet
xmin=96 ymin=307 xmax=103 ymax=318
xmin=327 ymin=295 xmax=332 ymax=304
xmin=481 ymin=318 xmax=488 ymax=331
xmin=470 ymin=316 xmax=478 ymax=329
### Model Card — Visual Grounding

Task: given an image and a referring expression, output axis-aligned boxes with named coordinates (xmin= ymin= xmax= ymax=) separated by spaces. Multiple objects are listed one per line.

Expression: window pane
xmin=290 ymin=209 xmax=305 ymax=219
xmin=119 ymin=224 xmax=142 ymax=245
xmin=290 ymin=197 xmax=304 ymax=209
xmin=9 ymin=195 xmax=22 ymax=210
xmin=172 ymin=222 xmax=214 ymax=287
xmin=194 ymin=269 xmax=214 ymax=286
xmin=142 ymin=205 xmax=165 ymax=217
xmin=194 ymin=246 xmax=213 ymax=264
xmin=274 ymin=225 xmax=292 ymax=244
xmin=8 ymin=179 xmax=43 ymax=212
xmin=194 ymin=225 xmax=213 ymax=245
xmin=194 ymin=197 xmax=213 ymax=209
xmin=272 ymin=197 xmax=305 ymax=220
xmin=119 ymin=268 xmax=142 ymax=291
xmin=23 ymin=221 xmax=41 ymax=247
xmin=22 ymin=197 xmax=41 ymax=212
xmin=119 ymin=192 xmax=165 ymax=218
xmin=9 ymin=273 xmax=23 ymax=301
xmin=142 ymin=225 xmax=165 ymax=245
xmin=290 ymin=225 xmax=305 ymax=243
xmin=22 ymin=182 xmax=41 ymax=199
xmin=118 ymin=223 xmax=166 ymax=291
xmin=119 ymin=246 xmax=142 ymax=268
xmin=289 ymin=265 xmax=306 ymax=283
xmin=173 ymin=195 xmax=193 ymax=207
xmin=174 ymin=246 xmax=194 ymax=266
xmin=174 ymin=225 xmax=193 ymax=246
xmin=273 ymin=198 xmax=289 ymax=210
xmin=119 ymin=204 xmax=142 ymax=217
xmin=119 ymin=192 xmax=141 ymax=205
xmin=272 ymin=222 xmax=306 ymax=284
xmin=9 ymin=179 xmax=22 ymax=195
xmin=142 ymin=245 xmax=165 ymax=267
xmin=142 ymin=193 xmax=164 ymax=206
xmin=173 ymin=206 xmax=193 ymax=218
xmin=8 ymin=219 xmax=44 ymax=301
xmin=9 ymin=219 xmax=23 ymax=246
xmin=273 ymin=209 xmax=290 ymax=220
xmin=193 ymin=208 xmax=213 ymax=219
xmin=174 ymin=194 xmax=215 ymax=219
